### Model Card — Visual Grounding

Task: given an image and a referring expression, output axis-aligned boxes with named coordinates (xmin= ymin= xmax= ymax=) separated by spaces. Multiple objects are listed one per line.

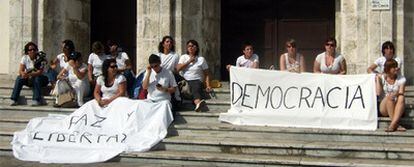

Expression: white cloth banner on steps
xmin=12 ymin=97 xmax=173 ymax=163
xmin=219 ymin=67 xmax=378 ymax=131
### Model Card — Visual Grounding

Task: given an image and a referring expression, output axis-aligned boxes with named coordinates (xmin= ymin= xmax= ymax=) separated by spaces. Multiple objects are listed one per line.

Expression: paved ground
xmin=0 ymin=155 xmax=184 ymax=167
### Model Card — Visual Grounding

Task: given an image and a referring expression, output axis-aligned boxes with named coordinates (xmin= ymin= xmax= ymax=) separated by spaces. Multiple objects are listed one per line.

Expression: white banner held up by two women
xmin=219 ymin=67 xmax=378 ymax=130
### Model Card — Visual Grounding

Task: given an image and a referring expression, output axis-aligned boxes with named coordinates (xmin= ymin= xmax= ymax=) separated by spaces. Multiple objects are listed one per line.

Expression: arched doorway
xmin=221 ymin=0 xmax=335 ymax=80
xmin=91 ymin=0 xmax=137 ymax=72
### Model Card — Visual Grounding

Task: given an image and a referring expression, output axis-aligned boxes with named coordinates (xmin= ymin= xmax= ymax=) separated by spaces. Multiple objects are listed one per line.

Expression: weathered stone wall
xmin=136 ymin=0 xmax=221 ymax=78
xmin=42 ymin=0 xmax=90 ymax=62
xmin=338 ymin=0 xmax=410 ymax=82
xmin=404 ymin=0 xmax=414 ymax=83
xmin=0 ymin=0 xmax=10 ymax=74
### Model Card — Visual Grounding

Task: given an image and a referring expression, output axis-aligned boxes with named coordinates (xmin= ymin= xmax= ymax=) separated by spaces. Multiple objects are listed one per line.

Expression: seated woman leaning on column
xmin=313 ymin=37 xmax=347 ymax=74
xmin=54 ymin=52 xmax=89 ymax=107
xmin=376 ymin=59 xmax=406 ymax=132
xmin=10 ymin=42 xmax=49 ymax=106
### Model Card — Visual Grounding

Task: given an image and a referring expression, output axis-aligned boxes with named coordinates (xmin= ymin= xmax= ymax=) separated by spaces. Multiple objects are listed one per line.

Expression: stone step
xmin=1 ymin=120 xmax=413 ymax=145
xmin=0 ymin=142 xmax=413 ymax=167
xmin=1 ymin=107 xmax=413 ymax=130
xmin=155 ymin=136 xmax=414 ymax=160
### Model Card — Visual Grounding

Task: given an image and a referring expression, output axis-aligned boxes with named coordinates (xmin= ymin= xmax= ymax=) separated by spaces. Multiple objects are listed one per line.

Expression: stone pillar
xmin=0 ymin=0 xmax=10 ymax=75
xmin=42 ymin=0 xmax=90 ymax=62
xmin=136 ymin=0 xmax=221 ymax=79
xmin=404 ymin=0 xmax=414 ymax=83
xmin=180 ymin=0 xmax=221 ymax=79
xmin=136 ymin=0 xmax=173 ymax=72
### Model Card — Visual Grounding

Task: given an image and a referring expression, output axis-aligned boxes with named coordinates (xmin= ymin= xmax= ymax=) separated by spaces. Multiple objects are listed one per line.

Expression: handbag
xmin=178 ymin=80 xmax=192 ymax=99
xmin=57 ymin=91 xmax=78 ymax=107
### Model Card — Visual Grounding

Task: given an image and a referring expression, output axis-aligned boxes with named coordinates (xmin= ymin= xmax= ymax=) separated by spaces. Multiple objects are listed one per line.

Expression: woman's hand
xmin=205 ymin=86 xmax=212 ymax=93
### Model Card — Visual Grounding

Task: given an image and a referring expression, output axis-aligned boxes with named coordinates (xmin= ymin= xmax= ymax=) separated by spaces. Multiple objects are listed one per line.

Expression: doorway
xmin=221 ymin=0 xmax=335 ymax=80
xmin=91 ymin=0 xmax=137 ymax=72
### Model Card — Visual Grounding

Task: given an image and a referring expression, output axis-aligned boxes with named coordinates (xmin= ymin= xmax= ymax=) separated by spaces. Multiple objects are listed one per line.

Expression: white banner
xmin=12 ymin=97 xmax=173 ymax=163
xmin=219 ymin=67 xmax=378 ymax=130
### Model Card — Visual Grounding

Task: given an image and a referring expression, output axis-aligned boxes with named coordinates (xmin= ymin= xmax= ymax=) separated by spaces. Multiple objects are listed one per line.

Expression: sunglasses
xmin=28 ymin=48 xmax=36 ymax=52
xmin=286 ymin=45 xmax=295 ymax=48
xmin=150 ymin=64 xmax=160 ymax=68
xmin=325 ymin=43 xmax=336 ymax=47
xmin=109 ymin=65 xmax=118 ymax=69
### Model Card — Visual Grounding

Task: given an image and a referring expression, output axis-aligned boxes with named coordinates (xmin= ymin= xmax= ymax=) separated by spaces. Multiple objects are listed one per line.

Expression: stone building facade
xmin=0 ymin=0 xmax=413 ymax=83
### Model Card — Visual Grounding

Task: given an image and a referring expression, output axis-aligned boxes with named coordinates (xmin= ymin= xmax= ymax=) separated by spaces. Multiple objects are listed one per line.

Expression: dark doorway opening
xmin=91 ymin=0 xmax=137 ymax=72
xmin=221 ymin=0 xmax=335 ymax=80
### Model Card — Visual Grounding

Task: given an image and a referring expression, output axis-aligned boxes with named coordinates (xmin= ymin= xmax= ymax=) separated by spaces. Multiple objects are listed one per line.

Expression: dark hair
xmin=102 ymin=58 xmax=117 ymax=86
xmin=381 ymin=41 xmax=395 ymax=56
xmin=68 ymin=51 xmax=82 ymax=61
xmin=325 ymin=37 xmax=337 ymax=46
xmin=242 ymin=42 xmax=253 ymax=51
xmin=92 ymin=41 xmax=105 ymax=54
xmin=24 ymin=42 xmax=38 ymax=54
xmin=62 ymin=40 xmax=75 ymax=53
xmin=186 ymin=39 xmax=200 ymax=56
xmin=384 ymin=59 xmax=398 ymax=73
xmin=285 ymin=39 xmax=296 ymax=48
xmin=158 ymin=36 xmax=175 ymax=53
xmin=149 ymin=54 xmax=161 ymax=64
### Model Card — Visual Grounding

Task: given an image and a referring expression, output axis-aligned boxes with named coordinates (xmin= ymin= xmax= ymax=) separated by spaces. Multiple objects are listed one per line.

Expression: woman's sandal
xmin=397 ymin=125 xmax=406 ymax=132
xmin=385 ymin=126 xmax=396 ymax=132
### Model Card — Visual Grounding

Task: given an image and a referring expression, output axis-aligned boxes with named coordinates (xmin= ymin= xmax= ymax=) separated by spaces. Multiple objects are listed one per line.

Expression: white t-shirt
xmin=96 ymin=75 xmax=126 ymax=100
xmin=374 ymin=56 xmax=403 ymax=74
xmin=236 ymin=54 xmax=259 ymax=68
xmin=56 ymin=53 xmax=69 ymax=69
xmin=110 ymin=52 xmax=129 ymax=69
xmin=315 ymin=52 xmax=345 ymax=74
xmin=20 ymin=55 xmax=35 ymax=72
xmin=144 ymin=68 xmax=177 ymax=102
xmin=65 ymin=63 xmax=88 ymax=85
xmin=157 ymin=52 xmax=180 ymax=72
xmin=381 ymin=74 xmax=406 ymax=100
xmin=88 ymin=53 xmax=110 ymax=77
xmin=178 ymin=54 xmax=209 ymax=81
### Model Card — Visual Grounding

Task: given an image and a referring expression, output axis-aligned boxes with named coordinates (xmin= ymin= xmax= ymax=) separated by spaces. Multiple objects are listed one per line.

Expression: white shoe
xmin=194 ymin=100 xmax=205 ymax=112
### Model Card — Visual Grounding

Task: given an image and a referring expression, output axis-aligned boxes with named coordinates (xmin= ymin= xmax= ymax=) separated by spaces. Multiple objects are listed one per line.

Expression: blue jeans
xmin=44 ymin=68 xmax=58 ymax=83
xmin=11 ymin=75 xmax=49 ymax=101
xmin=123 ymin=69 xmax=136 ymax=98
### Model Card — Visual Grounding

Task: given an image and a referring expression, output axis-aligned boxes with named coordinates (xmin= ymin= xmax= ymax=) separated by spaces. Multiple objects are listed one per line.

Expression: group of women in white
xmin=229 ymin=38 xmax=406 ymax=132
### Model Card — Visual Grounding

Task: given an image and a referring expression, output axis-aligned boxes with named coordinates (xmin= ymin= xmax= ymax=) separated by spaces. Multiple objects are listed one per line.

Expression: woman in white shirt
xmin=94 ymin=58 xmax=126 ymax=107
xmin=279 ymin=39 xmax=306 ymax=73
xmin=313 ymin=37 xmax=347 ymax=74
xmin=157 ymin=36 xmax=180 ymax=73
xmin=88 ymin=41 xmax=109 ymax=92
xmin=375 ymin=59 xmax=406 ymax=132
xmin=367 ymin=41 xmax=403 ymax=74
xmin=226 ymin=42 xmax=259 ymax=70
xmin=10 ymin=42 xmax=49 ymax=106
xmin=108 ymin=41 xmax=135 ymax=98
xmin=56 ymin=52 xmax=89 ymax=107
xmin=177 ymin=40 xmax=212 ymax=112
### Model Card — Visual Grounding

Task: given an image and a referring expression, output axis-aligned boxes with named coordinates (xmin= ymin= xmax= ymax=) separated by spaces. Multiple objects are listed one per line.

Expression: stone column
xmin=404 ymin=0 xmax=414 ymax=83
xmin=136 ymin=0 xmax=173 ymax=72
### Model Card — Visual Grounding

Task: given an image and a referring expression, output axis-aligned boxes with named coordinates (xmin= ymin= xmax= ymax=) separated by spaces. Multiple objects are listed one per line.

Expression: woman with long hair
xmin=94 ymin=58 xmax=126 ymax=107
xmin=376 ymin=59 xmax=406 ymax=132
xmin=313 ymin=37 xmax=347 ymax=74
xmin=279 ymin=39 xmax=305 ymax=73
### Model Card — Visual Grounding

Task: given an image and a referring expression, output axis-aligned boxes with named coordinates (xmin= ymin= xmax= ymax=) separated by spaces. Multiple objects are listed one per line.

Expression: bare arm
xmin=88 ymin=64 xmax=94 ymax=82
xmin=57 ymin=68 xmax=67 ymax=80
xmin=279 ymin=54 xmax=286 ymax=71
xmin=176 ymin=56 xmax=195 ymax=72
xmin=204 ymin=69 xmax=211 ymax=92
xmin=375 ymin=75 xmax=383 ymax=96
xmin=142 ymin=66 xmax=151 ymax=90
xmin=338 ymin=59 xmax=347 ymax=75
xmin=367 ymin=64 xmax=378 ymax=73
xmin=300 ymin=55 xmax=306 ymax=73
xmin=313 ymin=60 xmax=321 ymax=73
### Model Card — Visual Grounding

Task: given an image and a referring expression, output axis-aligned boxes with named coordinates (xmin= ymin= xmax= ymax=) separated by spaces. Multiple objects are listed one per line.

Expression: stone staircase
xmin=0 ymin=80 xmax=414 ymax=166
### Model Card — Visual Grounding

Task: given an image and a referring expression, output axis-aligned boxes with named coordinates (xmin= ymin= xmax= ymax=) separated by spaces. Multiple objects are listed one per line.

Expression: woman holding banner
xmin=226 ymin=42 xmax=259 ymax=70
xmin=177 ymin=40 xmax=212 ymax=112
xmin=313 ymin=37 xmax=347 ymax=74
xmin=279 ymin=39 xmax=305 ymax=73
xmin=376 ymin=59 xmax=406 ymax=132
